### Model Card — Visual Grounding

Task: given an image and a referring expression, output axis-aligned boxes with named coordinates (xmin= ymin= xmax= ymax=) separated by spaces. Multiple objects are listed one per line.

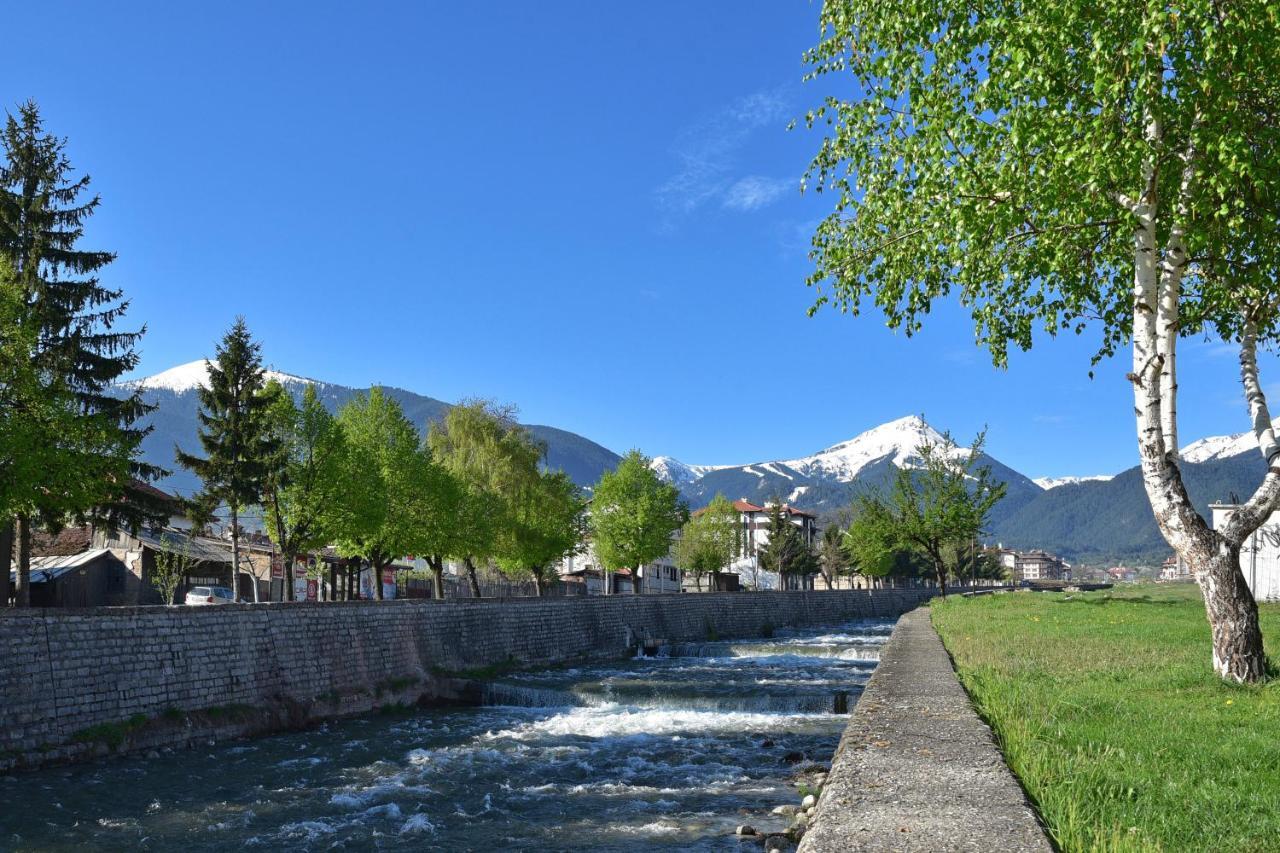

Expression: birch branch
xmin=1220 ymin=320 xmax=1280 ymax=545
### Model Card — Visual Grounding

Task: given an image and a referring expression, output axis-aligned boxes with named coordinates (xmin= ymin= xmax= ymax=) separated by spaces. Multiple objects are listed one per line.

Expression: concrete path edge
xmin=798 ymin=606 xmax=1054 ymax=852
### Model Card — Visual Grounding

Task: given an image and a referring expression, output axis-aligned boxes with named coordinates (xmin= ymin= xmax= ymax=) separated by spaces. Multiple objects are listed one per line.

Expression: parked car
xmin=185 ymin=586 xmax=236 ymax=605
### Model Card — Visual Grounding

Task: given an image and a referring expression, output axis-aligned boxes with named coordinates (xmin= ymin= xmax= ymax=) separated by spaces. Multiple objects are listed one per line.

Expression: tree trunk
xmin=430 ymin=556 xmax=445 ymax=600
xmin=696 ymin=573 xmax=704 ymax=593
xmin=464 ymin=556 xmax=482 ymax=598
xmin=229 ymin=506 xmax=241 ymax=602
xmin=328 ymin=560 xmax=336 ymax=601
xmin=935 ymin=560 xmax=948 ymax=598
xmin=822 ymin=570 xmax=834 ymax=590
xmin=14 ymin=514 xmax=30 ymax=607
xmin=285 ymin=552 xmax=295 ymax=602
xmin=633 ymin=564 xmax=645 ymax=594
xmin=1184 ymin=537 xmax=1267 ymax=682
xmin=374 ymin=555 xmax=386 ymax=600
xmin=0 ymin=519 xmax=12 ymax=607
xmin=534 ymin=573 xmax=546 ymax=597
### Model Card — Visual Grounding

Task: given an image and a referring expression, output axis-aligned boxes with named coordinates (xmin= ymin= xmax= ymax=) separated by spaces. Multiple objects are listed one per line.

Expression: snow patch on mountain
xmin=1180 ymin=432 xmax=1256 ymax=464
xmin=648 ymin=456 xmax=727 ymax=487
xmin=1032 ymin=475 xmax=1113 ymax=491
xmin=125 ymin=360 xmax=317 ymax=393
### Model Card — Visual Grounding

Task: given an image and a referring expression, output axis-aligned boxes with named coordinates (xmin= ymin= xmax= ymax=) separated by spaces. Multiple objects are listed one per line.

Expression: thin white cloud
xmin=722 ymin=176 xmax=791 ymax=211
xmin=655 ymin=89 xmax=790 ymax=220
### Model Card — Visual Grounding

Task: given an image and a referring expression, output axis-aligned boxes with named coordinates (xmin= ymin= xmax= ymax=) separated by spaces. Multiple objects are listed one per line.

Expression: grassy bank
xmin=931 ymin=584 xmax=1280 ymax=852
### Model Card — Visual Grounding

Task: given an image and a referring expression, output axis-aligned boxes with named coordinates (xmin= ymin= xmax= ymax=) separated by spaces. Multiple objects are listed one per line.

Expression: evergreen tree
xmin=817 ymin=522 xmax=850 ymax=590
xmin=756 ymin=502 xmax=819 ymax=589
xmin=176 ymin=319 xmax=280 ymax=602
xmin=0 ymin=102 xmax=158 ymax=606
xmin=589 ymin=450 xmax=687 ymax=594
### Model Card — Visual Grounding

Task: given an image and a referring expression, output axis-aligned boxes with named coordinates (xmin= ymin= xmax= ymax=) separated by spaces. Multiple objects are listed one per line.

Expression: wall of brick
xmin=0 ymin=588 xmax=937 ymax=769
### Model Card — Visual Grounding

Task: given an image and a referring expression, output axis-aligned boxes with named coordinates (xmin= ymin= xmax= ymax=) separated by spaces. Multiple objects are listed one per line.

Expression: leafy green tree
xmin=261 ymin=383 xmax=367 ymax=600
xmin=673 ymin=493 xmax=741 ymax=591
xmin=331 ymin=387 xmax=423 ymax=600
xmin=865 ymin=433 xmax=1005 ymax=596
xmin=496 ymin=470 xmax=587 ymax=596
xmin=800 ymin=2 xmax=1280 ymax=679
xmin=817 ymin=521 xmax=851 ymax=590
xmin=756 ymin=502 xmax=820 ymax=589
xmin=151 ymin=543 xmax=195 ymax=606
xmin=0 ymin=102 xmax=158 ymax=605
xmin=589 ymin=450 xmax=687 ymax=594
xmin=844 ymin=504 xmax=896 ymax=588
xmin=427 ymin=400 xmax=544 ymax=597
xmin=176 ymin=319 xmax=281 ymax=602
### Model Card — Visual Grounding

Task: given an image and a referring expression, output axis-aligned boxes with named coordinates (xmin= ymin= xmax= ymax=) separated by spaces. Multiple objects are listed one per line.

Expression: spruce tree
xmin=176 ymin=318 xmax=280 ymax=602
xmin=0 ymin=102 xmax=158 ymax=606
xmin=756 ymin=502 xmax=819 ymax=590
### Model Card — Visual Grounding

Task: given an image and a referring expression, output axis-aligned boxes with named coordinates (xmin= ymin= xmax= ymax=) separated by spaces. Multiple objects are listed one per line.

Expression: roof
xmin=694 ymin=499 xmax=816 ymax=516
xmin=135 ymin=528 xmax=233 ymax=564
xmin=8 ymin=549 xmax=121 ymax=584
xmin=31 ymin=526 xmax=92 ymax=558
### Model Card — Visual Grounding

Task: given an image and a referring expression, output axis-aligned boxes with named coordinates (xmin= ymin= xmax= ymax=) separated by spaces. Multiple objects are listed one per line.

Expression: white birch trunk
xmin=1129 ymin=113 xmax=1266 ymax=682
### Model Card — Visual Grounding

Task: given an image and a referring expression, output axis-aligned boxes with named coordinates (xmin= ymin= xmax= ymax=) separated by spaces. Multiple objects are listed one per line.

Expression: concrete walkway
xmin=799 ymin=607 xmax=1053 ymax=852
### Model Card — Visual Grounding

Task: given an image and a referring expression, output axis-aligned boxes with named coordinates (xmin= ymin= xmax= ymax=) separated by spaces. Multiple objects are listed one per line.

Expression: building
xmin=93 ymin=525 xmax=236 ymax=604
xmin=1015 ymin=550 xmax=1068 ymax=582
xmin=557 ymin=542 xmax=683 ymax=594
xmin=1159 ymin=554 xmax=1191 ymax=582
xmin=719 ymin=499 xmax=819 ymax=590
xmin=1209 ymin=503 xmax=1280 ymax=601
xmin=7 ymin=549 xmax=134 ymax=608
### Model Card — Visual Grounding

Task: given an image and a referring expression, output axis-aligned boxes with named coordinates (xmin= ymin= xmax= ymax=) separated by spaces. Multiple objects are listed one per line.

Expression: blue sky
xmin=3 ymin=2 xmax=1271 ymax=479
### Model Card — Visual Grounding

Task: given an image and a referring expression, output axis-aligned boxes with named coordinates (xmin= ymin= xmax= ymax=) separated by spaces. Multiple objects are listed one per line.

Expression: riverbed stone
xmin=798 ymin=607 xmax=1053 ymax=852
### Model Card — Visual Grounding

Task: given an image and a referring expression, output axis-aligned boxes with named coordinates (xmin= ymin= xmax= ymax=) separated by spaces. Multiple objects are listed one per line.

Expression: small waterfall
xmin=479 ymin=682 xmax=575 ymax=708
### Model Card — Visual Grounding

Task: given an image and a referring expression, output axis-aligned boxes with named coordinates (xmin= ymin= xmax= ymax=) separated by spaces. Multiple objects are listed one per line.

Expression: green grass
xmin=932 ymin=584 xmax=1280 ymax=852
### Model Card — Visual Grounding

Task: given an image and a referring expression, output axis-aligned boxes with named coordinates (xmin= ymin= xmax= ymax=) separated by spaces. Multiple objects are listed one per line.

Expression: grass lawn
xmin=931 ymin=584 xmax=1280 ymax=852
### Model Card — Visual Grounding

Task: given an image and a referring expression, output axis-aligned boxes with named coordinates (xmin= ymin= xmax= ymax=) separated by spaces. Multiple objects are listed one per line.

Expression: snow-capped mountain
xmin=115 ymin=362 xmax=621 ymax=498
xmin=1032 ymin=475 xmax=1114 ymax=491
xmin=1180 ymin=432 xmax=1256 ymax=464
xmin=648 ymin=457 xmax=727 ymax=487
xmin=649 ymin=415 xmax=1042 ymax=514
xmin=124 ymin=360 xmax=318 ymax=393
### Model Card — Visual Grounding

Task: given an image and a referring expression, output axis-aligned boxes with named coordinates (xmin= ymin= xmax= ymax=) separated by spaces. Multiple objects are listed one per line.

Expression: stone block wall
xmin=0 ymin=588 xmax=936 ymax=769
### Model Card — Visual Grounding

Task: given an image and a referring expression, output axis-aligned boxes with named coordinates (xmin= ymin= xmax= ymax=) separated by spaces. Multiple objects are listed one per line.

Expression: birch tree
xmin=802 ymin=1 xmax=1280 ymax=681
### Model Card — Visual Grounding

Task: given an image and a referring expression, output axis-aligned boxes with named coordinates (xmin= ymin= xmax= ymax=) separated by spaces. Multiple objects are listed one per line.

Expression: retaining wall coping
xmin=799 ymin=606 xmax=1052 ymax=852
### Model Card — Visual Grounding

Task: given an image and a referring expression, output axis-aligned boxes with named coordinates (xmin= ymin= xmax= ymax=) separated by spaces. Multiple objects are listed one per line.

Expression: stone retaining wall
xmin=0 ymin=588 xmax=936 ymax=771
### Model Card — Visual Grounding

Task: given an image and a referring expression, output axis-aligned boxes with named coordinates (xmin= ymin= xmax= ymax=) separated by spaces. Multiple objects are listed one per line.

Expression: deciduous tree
xmin=427 ymin=400 xmax=543 ymax=597
xmin=801 ymin=0 xmax=1280 ymax=680
xmin=331 ymin=387 xmax=421 ymax=600
xmin=261 ymin=383 xmax=365 ymax=600
xmin=495 ymin=470 xmax=586 ymax=596
xmin=589 ymin=450 xmax=687 ymax=594
xmin=673 ymin=494 xmax=741 ymax=591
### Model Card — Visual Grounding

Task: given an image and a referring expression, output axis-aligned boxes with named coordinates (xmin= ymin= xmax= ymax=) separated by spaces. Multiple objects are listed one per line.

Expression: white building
xmin=1210 ymin=503 xmax=1280 ymax=601
xmin=715 ymin=499 xmax=819 ymax=591
xmin=556 ymin=540 xmax=683 ymax=594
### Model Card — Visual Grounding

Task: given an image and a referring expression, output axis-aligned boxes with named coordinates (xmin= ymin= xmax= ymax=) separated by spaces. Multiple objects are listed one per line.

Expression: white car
xmin=185 ymin=586 xmax=236 ymax=605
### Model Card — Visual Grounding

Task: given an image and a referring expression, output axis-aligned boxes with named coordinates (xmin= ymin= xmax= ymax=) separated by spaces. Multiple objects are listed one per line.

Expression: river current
xmin=0 ymin=619 xmax=892 ymax=852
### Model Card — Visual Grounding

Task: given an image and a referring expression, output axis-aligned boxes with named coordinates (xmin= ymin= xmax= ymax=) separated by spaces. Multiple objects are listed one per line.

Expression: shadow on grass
xmin=1049 ymin=595 xmax=1185 ymax=608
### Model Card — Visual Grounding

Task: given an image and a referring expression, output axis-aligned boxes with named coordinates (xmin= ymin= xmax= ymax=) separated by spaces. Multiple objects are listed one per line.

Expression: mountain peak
xmin=125 ymin=360 xmax=317 ymax=393
xmin=1180 ymin=432 xmax=1255 ymax=464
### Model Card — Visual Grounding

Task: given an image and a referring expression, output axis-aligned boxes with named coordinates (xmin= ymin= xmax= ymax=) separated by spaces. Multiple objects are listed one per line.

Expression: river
xmin=0 ymin=618 xmax=891 ymax=851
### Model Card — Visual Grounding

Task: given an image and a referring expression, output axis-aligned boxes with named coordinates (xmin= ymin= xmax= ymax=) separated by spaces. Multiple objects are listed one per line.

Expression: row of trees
xmin=176 ymin=320 xmax=593 ymax=600
xmin=668 ymin=431 xmax=1006 ymax=594
xmin=177 ymin=320 xmax=694 ymax=601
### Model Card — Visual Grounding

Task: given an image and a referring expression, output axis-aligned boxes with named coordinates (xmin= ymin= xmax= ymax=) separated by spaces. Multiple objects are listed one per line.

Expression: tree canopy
xmin=589 ymin=450 xmax=687 ymax=592
xmin=673 ymin=493 xmax=741 ymax=590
